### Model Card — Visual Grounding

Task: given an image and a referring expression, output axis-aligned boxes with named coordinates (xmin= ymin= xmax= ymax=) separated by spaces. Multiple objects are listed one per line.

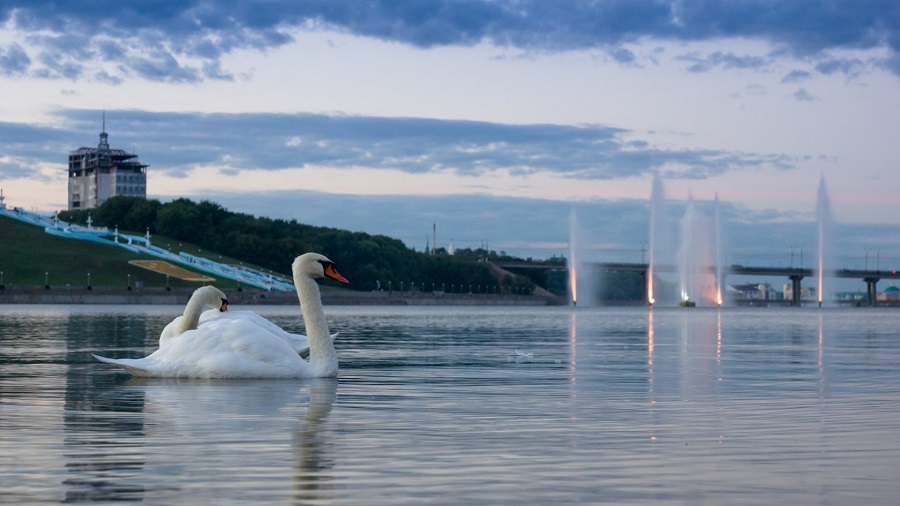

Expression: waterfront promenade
xmin=0 ymin=285 xmax=557 ymax=306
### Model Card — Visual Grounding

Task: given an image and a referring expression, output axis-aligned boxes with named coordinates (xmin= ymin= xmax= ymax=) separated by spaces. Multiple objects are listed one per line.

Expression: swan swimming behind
xmin=94 ymin=252 xmax=349 ymax=378
xmin=158 ymin=285 xmax=229 ymax=347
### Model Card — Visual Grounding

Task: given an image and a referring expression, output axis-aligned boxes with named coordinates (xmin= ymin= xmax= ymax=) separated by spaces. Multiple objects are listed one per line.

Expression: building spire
xmin=99 ymin=111 xmax=109 ymax=150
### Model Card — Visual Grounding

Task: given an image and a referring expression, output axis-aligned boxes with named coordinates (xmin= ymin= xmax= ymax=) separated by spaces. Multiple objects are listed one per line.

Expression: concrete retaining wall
xmin=0 ymin=286 xmax=557 ymax=306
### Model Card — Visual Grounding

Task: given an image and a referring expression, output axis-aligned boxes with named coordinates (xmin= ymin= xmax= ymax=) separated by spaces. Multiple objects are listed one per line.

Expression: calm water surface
xmin=1 ymin=304 xmax=899 ymax=504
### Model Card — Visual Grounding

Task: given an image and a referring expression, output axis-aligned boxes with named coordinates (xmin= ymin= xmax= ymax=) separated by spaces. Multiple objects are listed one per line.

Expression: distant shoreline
xmin=0 ymin=286 xmax=562 ymax=306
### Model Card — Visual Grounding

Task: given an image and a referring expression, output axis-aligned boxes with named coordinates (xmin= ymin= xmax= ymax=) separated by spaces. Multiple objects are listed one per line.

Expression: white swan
xmin=158 ymin=285 xmax=229 ymax=347
xmin=94 ymin=252 xmax=349 ymax=378
xmin=188 ymin=308 xmax=339 ymax=359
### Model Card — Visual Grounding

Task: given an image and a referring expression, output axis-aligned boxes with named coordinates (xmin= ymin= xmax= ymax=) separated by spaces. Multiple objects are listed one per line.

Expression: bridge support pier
xmin=789 ymin=275 xmax=803 ymax=306
xmin=864 ymin=277 xmax=880 ymax=307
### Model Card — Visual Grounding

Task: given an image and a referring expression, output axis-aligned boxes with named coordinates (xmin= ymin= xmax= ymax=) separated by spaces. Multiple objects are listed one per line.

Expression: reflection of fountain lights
xmin=569 ymin=312 xmax=577 ymax=386
xmin=647 ymin=310 xmax=655 ymax=368
xmin=716 ymin=308 xmax=722 ymax=364
xmin=818 ymin=312 xmax=824 ymax=375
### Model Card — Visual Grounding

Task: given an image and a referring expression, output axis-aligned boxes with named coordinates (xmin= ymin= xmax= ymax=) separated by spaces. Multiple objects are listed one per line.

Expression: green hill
xmin=0 ymin=214 xmax=236 ymax=289
xmin=55 ymin=197 xmax=523 ymax=293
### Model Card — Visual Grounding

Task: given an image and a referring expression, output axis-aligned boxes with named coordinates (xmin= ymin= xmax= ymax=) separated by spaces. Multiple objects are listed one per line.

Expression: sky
xmin=1 ymin=0 xmax=899 ymax=284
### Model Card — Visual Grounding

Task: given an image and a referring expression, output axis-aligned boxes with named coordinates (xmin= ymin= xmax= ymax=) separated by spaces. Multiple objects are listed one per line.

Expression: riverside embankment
xmin=0 ymin=286 xmax=562 ymax=306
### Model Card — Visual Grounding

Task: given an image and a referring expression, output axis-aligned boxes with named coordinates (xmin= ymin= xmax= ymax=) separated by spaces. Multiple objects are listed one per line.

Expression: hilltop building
xmin=67 ymin=122 xmax=148 ymax=210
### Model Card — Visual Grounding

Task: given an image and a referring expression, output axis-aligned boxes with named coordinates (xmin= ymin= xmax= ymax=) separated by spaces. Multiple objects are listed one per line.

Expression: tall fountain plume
xmin=678 ymin=193 xmax=718 ymax=305
xmin=816 ymin=177 xmax=834 ymax=307
xmin=714 ymin=194 xmax=724 ymax=306
xmin=647 ymin=173 xmax=666 ymax=306
xmin=679 ymin=194 xmax=697 ymax=303
xmin=567 ymin=209 xmax=599 ymax=306
xmin=568 ymin=208 xmax=578 ymax=306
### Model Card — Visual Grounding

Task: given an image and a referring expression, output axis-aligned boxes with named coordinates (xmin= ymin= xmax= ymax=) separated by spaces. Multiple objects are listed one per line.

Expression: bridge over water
xmin=494 ymin=261 xmax=900 ymax=306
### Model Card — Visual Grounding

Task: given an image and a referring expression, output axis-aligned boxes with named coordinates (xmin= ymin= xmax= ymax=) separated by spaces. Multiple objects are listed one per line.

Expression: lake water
xmin=1 ymin=304 xmax=899 ymax=505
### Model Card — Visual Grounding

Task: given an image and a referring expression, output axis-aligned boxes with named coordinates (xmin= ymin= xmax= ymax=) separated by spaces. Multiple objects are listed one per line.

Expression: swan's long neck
xmin=175 ymin=293 xmax=206 ymax=336
xmin=296 ymin=275 xmax=338 ymax=377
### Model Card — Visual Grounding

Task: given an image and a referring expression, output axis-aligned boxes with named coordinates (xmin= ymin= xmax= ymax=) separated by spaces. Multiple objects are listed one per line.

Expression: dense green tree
xmin=58 ymin=197 xmax=538 ymax=294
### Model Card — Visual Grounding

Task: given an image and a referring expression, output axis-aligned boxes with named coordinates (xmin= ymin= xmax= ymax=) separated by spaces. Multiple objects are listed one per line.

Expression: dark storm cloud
xmin=1 ymin=1 xmax=899 ymax=81
xmin=27 ymin=109 xmax=791 ymax=180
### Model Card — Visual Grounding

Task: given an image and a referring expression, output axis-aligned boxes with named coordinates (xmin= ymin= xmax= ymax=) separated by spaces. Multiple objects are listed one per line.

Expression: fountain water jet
xmin=679 ymin=194 xmax=697 ymax=303
xmin=568 ymin=209 xmax=578 ymax=306
xmin=816 ymin=177 xmax=834 ymax=307
xmin=646 ymin=176 xmax=726 ymax=306
xmin=567 ymin=209 xmax=599 ymax=306
xmin=714 ymin=194 xmax=724 ymax=307
xmin=677 ymin=193 xmax=719 ymax=306
xmin=647 ymin=173 xmax=666 ymax=306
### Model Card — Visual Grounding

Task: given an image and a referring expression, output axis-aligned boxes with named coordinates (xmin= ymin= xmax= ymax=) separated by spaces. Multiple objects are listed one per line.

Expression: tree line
xmin=58 ymin=197 xmax=537 ymax=294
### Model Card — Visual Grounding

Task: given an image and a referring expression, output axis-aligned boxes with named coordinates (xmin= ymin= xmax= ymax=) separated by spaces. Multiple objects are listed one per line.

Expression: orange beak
xmin=324 ymin=264 xmax=349 ymax=284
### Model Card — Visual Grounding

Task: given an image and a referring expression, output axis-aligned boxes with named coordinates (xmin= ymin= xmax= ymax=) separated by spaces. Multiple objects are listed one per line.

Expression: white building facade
xmin=67 ymin=128 xmax=148 ymax=210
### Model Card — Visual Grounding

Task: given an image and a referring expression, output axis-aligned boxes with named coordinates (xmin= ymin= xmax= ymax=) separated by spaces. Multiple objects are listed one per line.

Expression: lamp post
xmin=87 ymin=272 xmax=91 ymax=290
xmin=45 ymin=271 xmax=49 ymax=290
xmin=127 ymin=273 xmax=131 ymax=291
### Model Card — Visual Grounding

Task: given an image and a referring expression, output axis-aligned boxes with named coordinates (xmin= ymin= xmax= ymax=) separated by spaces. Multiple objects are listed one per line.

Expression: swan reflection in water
xmin=294 ymin=379 xmax=338 ymax=502
xmin=115 ymin=378 xmax=338 ymax=503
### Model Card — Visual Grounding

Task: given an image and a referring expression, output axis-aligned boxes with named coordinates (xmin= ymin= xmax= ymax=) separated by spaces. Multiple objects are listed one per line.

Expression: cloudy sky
xmin=1 ymin=0 xmax=899 ymax=276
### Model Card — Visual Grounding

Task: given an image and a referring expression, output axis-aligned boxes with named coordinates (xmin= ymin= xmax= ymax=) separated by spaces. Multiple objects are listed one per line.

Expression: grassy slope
xmin=0 ymin=214 xmax=248 ymax=288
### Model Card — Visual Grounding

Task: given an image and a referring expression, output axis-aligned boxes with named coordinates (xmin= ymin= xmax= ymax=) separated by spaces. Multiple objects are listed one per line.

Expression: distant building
xmin=67 ymin=123 xmax=148 ymax=210
xmin=879 ymin=285 xmax=900 ymax=302
xmin=734 ymin=283 xmax=778 ymax=301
